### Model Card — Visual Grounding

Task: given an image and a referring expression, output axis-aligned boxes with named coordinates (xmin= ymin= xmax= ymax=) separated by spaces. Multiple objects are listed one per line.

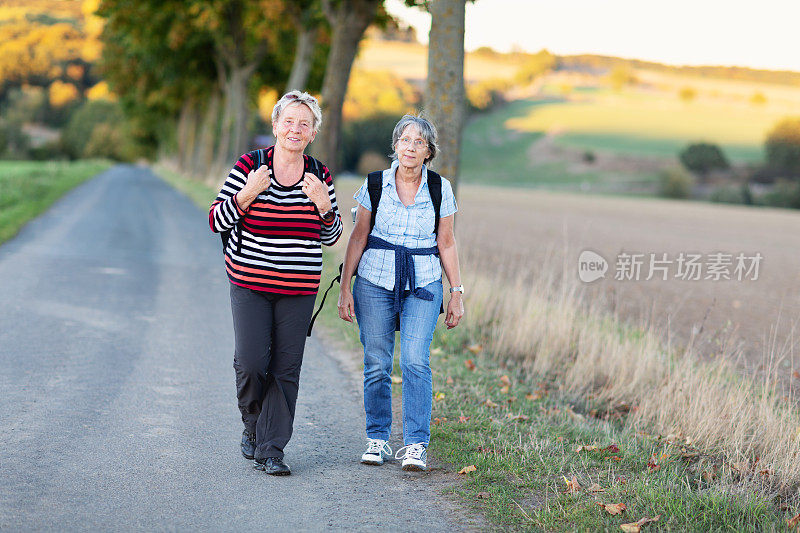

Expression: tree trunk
xmin=425 ymin=0 xmax=466 ymax=195
xmin=285 ymin=26 xmax=317 ymax=93
xmin=315 ymin=0 xmax=381 ymax=174
xmin=214 ymin=62 xmax=256 ymax=179
xmin=176 ymin=99 xmax=199 ymax=172
xmin=195 ymin=91 xmax=221 ymax=182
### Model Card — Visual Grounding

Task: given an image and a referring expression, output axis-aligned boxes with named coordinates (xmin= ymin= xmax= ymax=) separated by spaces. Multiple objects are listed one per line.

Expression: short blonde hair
xmin=272 ymin=91 xmax=323 ymax=133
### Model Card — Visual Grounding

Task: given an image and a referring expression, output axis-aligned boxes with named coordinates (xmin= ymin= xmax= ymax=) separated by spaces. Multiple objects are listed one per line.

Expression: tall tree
xmin=284 ymin=0 xmax=325 ymax=93
xmin=425 ymin=0 xmax=466 ymax=194
xmin=316 ymin=0 xmax=383 ymax=173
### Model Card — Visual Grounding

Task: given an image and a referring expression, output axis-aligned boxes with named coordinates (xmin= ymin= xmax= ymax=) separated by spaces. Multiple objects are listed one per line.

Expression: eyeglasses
xmin=397 ymin=137 xmax=427 ymax=149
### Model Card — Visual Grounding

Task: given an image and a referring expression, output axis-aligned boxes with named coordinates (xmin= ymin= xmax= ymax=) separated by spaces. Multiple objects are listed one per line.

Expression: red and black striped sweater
xmin=209 ymin=147 xmax=343 ymax=295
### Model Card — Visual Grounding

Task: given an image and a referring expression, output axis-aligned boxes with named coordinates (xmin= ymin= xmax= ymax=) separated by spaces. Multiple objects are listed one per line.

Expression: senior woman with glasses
xmin=209 ymin=91 xmax=342 ymax=476
xmin=337 ymin=114 xmax=464 ymax=471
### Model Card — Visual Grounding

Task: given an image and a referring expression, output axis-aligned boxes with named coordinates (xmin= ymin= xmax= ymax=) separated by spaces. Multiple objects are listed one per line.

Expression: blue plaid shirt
xmin=354 ymin=160 xmax=458 ymax=292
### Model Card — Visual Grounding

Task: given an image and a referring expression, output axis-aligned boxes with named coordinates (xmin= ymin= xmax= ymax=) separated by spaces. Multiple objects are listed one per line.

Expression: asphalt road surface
xmin=0 ymin=165 xmax=466 ymax=532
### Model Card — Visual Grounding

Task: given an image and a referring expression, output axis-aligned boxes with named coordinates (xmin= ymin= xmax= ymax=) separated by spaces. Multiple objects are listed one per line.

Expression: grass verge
xmin=0 ymin=159 xmax=112 ymax=244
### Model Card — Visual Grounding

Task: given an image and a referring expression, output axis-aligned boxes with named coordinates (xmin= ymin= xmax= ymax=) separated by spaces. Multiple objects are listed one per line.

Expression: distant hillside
xmin=559 ymin=54 xmax=800 ymax=87
xmin=356 ymin=37 xmax=800 ymax=87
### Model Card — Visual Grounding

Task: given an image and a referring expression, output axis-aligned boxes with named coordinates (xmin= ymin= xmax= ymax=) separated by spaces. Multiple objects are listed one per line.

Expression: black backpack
xmin=367 ymin=168 xmax=443 ymax=235
xmin=220 ymin=148 xmax=323 ymax=255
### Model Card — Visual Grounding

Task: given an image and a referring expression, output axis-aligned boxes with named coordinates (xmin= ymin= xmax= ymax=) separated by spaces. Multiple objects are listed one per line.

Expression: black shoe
xmin=253 ymin=457 xmax=291 ymax=476
xmin=241 ymin=429 xmax=256 ymax=460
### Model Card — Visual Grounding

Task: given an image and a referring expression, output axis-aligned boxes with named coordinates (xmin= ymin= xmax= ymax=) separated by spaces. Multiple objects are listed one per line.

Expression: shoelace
xmin=366 ymin=438 xmax=392 ymax=457
xmin=395 ymin=442 xmax=427 ymax=461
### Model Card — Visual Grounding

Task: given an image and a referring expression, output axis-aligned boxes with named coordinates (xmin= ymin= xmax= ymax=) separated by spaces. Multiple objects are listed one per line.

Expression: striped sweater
xmin=209 ymin=147 xmax=343 ymax=295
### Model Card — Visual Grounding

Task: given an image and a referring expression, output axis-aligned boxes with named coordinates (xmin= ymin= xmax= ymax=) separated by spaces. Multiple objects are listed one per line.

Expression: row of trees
xmin=96 ymin=0 xmax=469 ymax=190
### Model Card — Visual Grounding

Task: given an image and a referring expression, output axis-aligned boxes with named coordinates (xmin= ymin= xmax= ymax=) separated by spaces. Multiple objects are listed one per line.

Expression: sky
xmin=384 ymin=0 xmax=800 ymax=72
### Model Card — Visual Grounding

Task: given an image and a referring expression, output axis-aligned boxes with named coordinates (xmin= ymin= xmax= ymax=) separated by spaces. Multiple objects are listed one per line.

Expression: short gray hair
xmin=390 ymin=114 xmax=438 ymax=164
xmin=272 ymin=90 xmax=323 ymax=133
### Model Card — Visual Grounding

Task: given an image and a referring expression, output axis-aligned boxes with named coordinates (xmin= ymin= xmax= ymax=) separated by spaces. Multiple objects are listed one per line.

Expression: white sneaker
xmin=361 ymin=438 xmax=392 ymax=465
xmin=395 ymin=443 xmax=427 ymax=471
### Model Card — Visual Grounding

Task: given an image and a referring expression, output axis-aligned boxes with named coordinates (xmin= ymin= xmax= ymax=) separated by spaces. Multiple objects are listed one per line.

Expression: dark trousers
xmin=230 ymin=283 xmax=316 ymax=460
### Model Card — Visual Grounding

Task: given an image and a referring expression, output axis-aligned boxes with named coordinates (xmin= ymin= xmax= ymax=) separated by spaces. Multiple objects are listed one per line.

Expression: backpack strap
xmin=367 ymin=171 xmax=383 ymax=233
xmin=426 ymin=169 xmax=442 ymax=237
xmin=307 ymin=262 xmax=342 ymax=337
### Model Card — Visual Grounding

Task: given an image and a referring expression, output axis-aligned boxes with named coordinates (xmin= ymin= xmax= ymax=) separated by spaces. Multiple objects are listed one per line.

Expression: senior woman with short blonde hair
xmin=209 ymin=90 xmax=342 ymax=476
xmin=338 ymin=114 xmax=464 ymax=471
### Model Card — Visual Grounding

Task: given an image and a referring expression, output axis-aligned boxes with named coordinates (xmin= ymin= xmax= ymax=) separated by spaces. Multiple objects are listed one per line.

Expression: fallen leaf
xmin=484 ymin=399 xmax=498 ymax=408
xmin=604 ymin=444 xmax=621 ymax=453
xmin=610 ymin=456 xmax=622 ymax=462
xmin=506 ymin=397 xmax=517 ymax=403
xmin=476 ymin=492 xmax=491 ymax=499
xmin=563 ymin=475 xmax=581 ymax=494
xmin=431 ymin=347 xmax=444 ymax=356
xmin=620 ymin=515 xmax=660 ymax=532
xmin=464 ymin=359 xmax=476 ymax=371
xmin=793 ymin=371 xmax=800 ymax=379
xmin=575 ymin=444 xmax=599 ymax=453
xmin=446 ymin=376 xmax=454 ymax=384
xmin=597 ymin=502 xmax=626 ymax=515
xmin=467 ymin=344 xmax=483 ymax=354
xmin=458 ymin=416 xmax=470 ymax=423
xmin=391 ymin=375 xmax=402 ymax=384
xmin=499 ymin=386 xmax=510 ymax=394
xmin=433 ymin=417 xmax=445 ymax=425
xmin=500 ymin=375 xmax=512 ymax=386
xmin=506 ymin=413 xmax=530 ymax=422
xmin=434 ymin=392 xmax=445 ymax=401
xmin=458 ymin=464 xmax=477 ymax=475
xmin=647 ymin=454 xmax=661 ymax=471
xmin=787 ymin=512 xmax=800 ymax=527
xmin=586 ymin=483 xmax=605 ymax=493
xmin=525 ymin=393 xmax=540 ymax=401
xmin=557 ymin=436 xmax=564 ymax=442
xmin=615 ymin=476 xmax=627 ymax=484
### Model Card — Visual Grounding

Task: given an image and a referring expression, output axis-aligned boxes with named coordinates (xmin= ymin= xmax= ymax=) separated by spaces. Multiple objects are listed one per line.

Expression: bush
xmin=765 ymin=116 xmax=800 ymax=178
xmin=582 ymin=150 xmax=596 ymax=164
xmin=679 ymin=142 xmax=729 ymax=177
xmin=466 ymin=78 xmax=509 ymax=112
xmin=0 ymin=118 xmax=31 ymax=159
xmin=658 ymin=167 xmax=695 ymax=199
xmin=679 ymin=86 xmax=697 ymax=102
xmin=759 ymin=179 xmax=800 ymax=209
xmin=340 ymin=114 xmax=401 ymax=173
xmin=61 ymin=100 xmax=139 ymax=161
xmin=709 ymin=185 xmax=746 ymax=204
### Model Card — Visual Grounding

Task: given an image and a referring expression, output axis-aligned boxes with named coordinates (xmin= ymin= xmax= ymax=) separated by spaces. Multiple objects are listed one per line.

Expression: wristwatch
xmin=449 ymin=285 xmax=464 ymax=294
xmin=320 ymin=208 xmax=336 ymax=222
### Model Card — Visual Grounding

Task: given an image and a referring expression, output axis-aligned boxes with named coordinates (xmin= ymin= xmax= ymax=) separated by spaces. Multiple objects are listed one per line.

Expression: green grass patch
xmin=0 ymin=159 xmax=112 ymax=244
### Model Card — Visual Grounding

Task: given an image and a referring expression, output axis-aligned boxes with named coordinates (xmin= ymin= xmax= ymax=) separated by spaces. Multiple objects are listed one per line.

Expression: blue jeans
xmin=353 ymin=276 xmax=442 ymax=446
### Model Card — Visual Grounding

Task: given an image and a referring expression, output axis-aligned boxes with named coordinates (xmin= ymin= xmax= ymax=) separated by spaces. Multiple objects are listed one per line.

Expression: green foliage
xmin=608 ymin=65 xmax=636 ymax=91
xmin=0 ymin=117 xmax=31 ymax=159
xmin=342 ymin=69 xmax=419 ymax=120
xmin=659 ymin=167 xmax=695 ymax=199
xmin=765 ymin=117 xmax=800 ymax=177
xmin=340 ymin=114 xmax=402 ymax=173
xmin=679 ymin=142 xmax=730 ymax=176
xmin=61 ymin=99 xmax=139 ymax=161
xmin=514 ymin=49 xmax=556 ymax=86
xmin=759 ymin=179 xmax=800 ymax=209
xmin=709 ymin=185 xmax=747 ymax=205
xmin=466 ymin=78 xmax=509 ymax=112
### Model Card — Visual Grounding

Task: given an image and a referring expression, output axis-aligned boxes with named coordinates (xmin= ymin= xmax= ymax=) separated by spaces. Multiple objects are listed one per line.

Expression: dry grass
xmin=459 ymin=246 xmax=800 ymax=493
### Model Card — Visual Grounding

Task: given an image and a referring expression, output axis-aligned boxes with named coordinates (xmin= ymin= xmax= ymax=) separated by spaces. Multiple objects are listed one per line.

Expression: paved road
xmin=0 ymin=165 xmax=465 ymax=532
